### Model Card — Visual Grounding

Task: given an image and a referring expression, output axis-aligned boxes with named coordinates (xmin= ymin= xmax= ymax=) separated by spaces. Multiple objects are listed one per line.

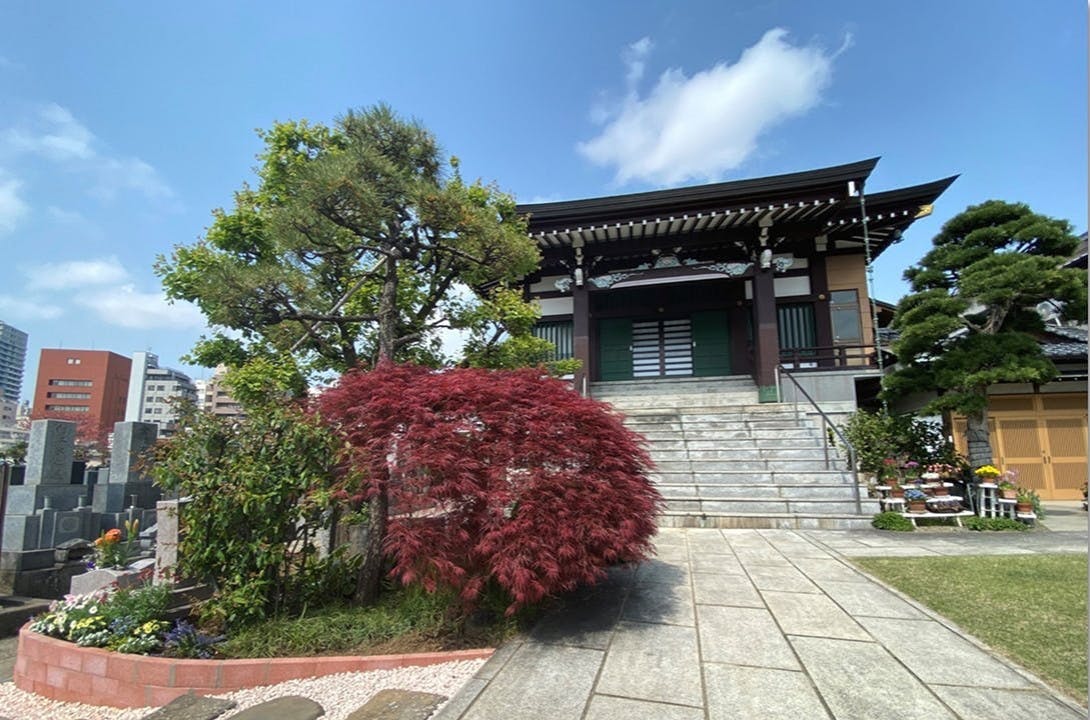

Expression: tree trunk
xmin=965 ymin=409 xmax=993 ymax=470
xmin=354 ymin=487 xmax=388 ymax=603
xmin=377 ymin=252 xmax=399 ymax=361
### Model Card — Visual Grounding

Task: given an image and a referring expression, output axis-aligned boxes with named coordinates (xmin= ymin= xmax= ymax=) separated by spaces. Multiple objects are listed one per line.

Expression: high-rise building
xmin=201 ymin=365 xmax=244 ymax=418
xmin=32 ymin=349 xmax=131 ymax=439
xmin=0 ymin=321 xmax=28 ymax=403
xmin=124 ymin=352 xmax=198 ymax=437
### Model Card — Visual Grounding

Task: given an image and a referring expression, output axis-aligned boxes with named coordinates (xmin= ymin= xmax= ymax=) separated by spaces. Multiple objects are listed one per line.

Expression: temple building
xmin=519 ymin=158 xmax=956 ymax=403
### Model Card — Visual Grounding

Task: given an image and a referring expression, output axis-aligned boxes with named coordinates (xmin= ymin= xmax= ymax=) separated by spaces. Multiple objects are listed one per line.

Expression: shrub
xmin=151 ymin=403 xmax=363 ymax=628
xmin=872 ymin=511 xmax=915 ymax=532
xmin=317 ymin=363 xmax=663 ymax=614
xmin=965 ymin=516 xmax=1028 ymax=532
xmin=30 ymin=583 xmax=172 ymax=653
xmin=841 ymin=410 xmax=961 ymax=477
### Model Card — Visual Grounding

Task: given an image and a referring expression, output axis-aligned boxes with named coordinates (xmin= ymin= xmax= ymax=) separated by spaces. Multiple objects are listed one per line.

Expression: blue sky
xmin=1 ymin=1 xmax=1086 ymax=402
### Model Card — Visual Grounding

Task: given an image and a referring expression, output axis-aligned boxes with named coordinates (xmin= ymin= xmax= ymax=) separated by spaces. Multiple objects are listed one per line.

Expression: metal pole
xmin=858 ymin=184 xmax=889 ymax=412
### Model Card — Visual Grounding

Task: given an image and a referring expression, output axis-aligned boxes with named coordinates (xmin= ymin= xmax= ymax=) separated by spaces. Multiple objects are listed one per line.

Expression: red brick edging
xmin=14 ymin=626 xmax=494 ymax=708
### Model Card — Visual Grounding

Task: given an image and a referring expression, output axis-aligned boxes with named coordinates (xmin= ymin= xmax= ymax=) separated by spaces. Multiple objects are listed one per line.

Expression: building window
xmin=47 ymin=392 xmax=91 ymax=399
xmin=45 ymin=405 xmax=89 ymax=412
xmin=49 ymin=379 xmax=92 ymax=387
xmin=830 ymin=290 xmax=863 ymax=344
xmin=66 ymin=358 xmax=81 ymax=365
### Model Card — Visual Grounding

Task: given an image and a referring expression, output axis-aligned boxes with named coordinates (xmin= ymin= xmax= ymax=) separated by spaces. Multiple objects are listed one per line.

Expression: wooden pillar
xmin=809 ymin=254 xmax=835 ymax=367
xmin=752 ymin=266 xmax=780 ymax=402
xmin=572 ymin=283 xmax=590 ymax=395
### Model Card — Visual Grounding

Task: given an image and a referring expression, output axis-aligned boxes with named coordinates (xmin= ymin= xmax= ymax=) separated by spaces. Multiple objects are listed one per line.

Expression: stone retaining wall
xmin=14 ymin=627 xmax=493 ymax=708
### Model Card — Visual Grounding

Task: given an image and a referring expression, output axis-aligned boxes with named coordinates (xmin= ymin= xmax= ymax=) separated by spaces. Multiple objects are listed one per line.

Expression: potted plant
xmin=879 ymin=457 xmax=900 ymax=486
xmin=904 ymin=488 xmax=928 ymax=513
xmin=889 ymin=482 xmax=905 ymax=499
xmin=996 ymin=480 xmax=1018 ymax=500
xmin=974 ymin=464 xmax=1001 ymax=484
xmin=902 ymin=460 xmax=921 ymax=481
xmin=1016 ymin=487 xmax=1036 ymax=514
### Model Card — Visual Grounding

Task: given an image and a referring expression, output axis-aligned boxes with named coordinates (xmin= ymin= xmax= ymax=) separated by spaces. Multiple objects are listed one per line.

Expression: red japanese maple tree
xmin=317 ymin=362 xmax=662 ymax=612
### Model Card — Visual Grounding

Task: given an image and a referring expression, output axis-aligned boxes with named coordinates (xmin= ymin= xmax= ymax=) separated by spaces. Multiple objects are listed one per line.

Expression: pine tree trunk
xmin=377 ymin=253 xmax=399 ymax=362
xmin=965 ymin=410 xmax=993 ymax=469
xmin=353 ymin=488 xmax=388 ymax=603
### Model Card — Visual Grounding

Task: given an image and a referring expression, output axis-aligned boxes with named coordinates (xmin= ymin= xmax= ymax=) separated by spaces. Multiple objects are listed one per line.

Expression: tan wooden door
xmin=953 ymin=393 xmax=1087 ymax=500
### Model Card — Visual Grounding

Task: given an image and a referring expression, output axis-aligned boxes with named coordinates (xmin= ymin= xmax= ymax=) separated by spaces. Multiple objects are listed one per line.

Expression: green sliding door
xmin=691 ymin=310 xmax=731 ymax=377
xmin=598 ymin=317 xmax=633 ymax=381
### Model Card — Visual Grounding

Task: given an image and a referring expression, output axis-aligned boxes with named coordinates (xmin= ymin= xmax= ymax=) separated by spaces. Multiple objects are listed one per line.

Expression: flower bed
xmin=14 ymin=626 xmax=493 ymax=708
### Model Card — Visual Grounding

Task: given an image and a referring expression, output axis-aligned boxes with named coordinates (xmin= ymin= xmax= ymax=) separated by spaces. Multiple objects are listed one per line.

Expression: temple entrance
xmin=597 ymin=310 xmax=730 ymax=381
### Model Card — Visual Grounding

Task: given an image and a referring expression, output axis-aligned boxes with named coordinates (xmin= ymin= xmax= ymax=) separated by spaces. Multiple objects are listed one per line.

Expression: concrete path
xmin=436 ymin=527 xmax=1086 ymax=720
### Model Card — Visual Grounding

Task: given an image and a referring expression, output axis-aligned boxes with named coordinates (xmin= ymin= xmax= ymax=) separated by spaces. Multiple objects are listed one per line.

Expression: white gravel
xmin=0 ymin=657 xmax=485 ymax=720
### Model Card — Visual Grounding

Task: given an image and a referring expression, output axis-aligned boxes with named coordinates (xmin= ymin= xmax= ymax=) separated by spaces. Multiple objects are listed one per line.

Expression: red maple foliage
xmin=316 ymin=362 xmax=662 ymax=613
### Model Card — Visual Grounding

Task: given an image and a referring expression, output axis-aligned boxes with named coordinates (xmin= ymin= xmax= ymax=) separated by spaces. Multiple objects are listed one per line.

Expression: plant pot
xmin=932 ymin=486 xmax=949 ymax=497
xmin=890 ymin=488 xmax=905 ymax=498
xmin=907 ymin=501 xmax=927 ymax=513
xmin=1016 ymin=502 xmax=1033 ymax=513
xmin=1001 ymin=489 xmax=1017 ymax=500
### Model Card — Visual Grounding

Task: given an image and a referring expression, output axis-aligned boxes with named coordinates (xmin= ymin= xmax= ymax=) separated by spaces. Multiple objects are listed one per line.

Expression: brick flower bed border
xmin=14 ymin=626 xmax=494 ymax=708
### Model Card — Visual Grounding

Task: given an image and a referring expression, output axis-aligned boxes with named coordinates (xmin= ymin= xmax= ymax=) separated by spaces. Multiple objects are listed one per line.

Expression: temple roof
xmin=518 ymin=159 xmax=957 ymax=261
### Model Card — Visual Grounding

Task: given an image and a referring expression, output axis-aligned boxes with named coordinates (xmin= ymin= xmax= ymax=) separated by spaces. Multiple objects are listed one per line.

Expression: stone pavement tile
xmin=530 ymin=592 xmax=625 ymax=650
xmin=622 ymin=580 xmax=695 ymax=626
xmin=635 ymin=557 xmax=690 ymax=586
xmin=789 ymin=556 xmax=864 ymax=582
xmin=461 ymin=643 xmax=603 ymax=720
xmin=745 ymin=565 xmax=820 ymax=593
xmin=344 ymin=689 xmax=446 ymax=720
xmin=834 ymin=546 xmax=941 ymax=557
xmin=697 ymin=605 xmax=798 ymax=670
xmin=473 ymin=640 xmax=522 ymax=680
xmin=758 ymin=531 xmax=833 ymax=559
xmin=692 ymin=571 xmax=764 ymax=608
xmin=703 ymin=663 xmax=830 ymax=720
xmin=229 ymin=696 xmax=324 ymax=720
xmin=690 ymin=552 xmax=744 ymax=575
xmin=653 ymin=543 xmax=691 ymax=563
xmin=813 ymin=580 xmax=926 ymax=620
xmin=430 ymin=679 xmax=487 ymax=720
xmin=931 ymin=685 xmax=1086 ymax=719
xmin=685 ymin=529 xmax=731 ymax=554
xmin=584 ymin=694 xmax=705 ymax=720
xmin=857 ymin=617 xmax=1035 ymax=688
xmin=595 ymin=621 xmax=703 ymax=707
xmin=140 ymin=693 xmax=236 ymax=720
xmin=653 ymin=529 xmax=688 ymax=547
xmin=762 ymin=590 xmax=871 ymax=641
xmin=732 ymin=547 xmax=792 ymax=567
xmin=790 ymin=636 xmax=957 ymax=720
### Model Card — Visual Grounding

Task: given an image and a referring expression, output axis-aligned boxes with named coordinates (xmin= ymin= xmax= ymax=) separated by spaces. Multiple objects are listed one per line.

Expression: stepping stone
xmin=345 ymin=689 xmax=448 ymax=719
xmin=229 ymin=696 xmax=325 ymax=720
xmin=141 ymin=693 xmax=237 ymax=720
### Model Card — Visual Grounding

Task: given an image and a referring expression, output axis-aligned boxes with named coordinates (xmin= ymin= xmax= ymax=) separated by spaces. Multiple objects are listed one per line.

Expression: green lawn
xmin=854 ymin=554 xmax=1088 ymax=705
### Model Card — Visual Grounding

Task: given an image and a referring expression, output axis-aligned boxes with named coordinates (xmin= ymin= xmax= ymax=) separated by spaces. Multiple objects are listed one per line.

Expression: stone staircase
xmin=591 ymin=376 xmax=878 ymax=530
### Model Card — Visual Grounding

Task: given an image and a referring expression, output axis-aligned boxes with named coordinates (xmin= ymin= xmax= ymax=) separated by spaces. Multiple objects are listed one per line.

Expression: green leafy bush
xmin=151 ymin=403 xmax=364 ymax=629
xmin=841 ymin=410 xmax=961 ymax=476
xmin=871 ymin=511 xmax=915 ymax=532
xmin=965 ymin=516 xmax=1028 ymax=532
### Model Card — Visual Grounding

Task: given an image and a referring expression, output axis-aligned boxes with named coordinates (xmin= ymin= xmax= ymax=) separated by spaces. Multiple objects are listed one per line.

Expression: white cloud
xmin=0 ymin=295 xmax=63 ymax=320
xmin=0 ymin=174 xmax=28 ymax=234
xmin=2 ymin=103 xmax=174 ymax=202
xmin=578 ymin=28 xmax=844 ymax=186
xmin=25 ymin=256 xmax=129 ymax=291
xmin=77 ymin=285 xmax=205 ymax=330
xmin=46 ymin=206 xmax=87 ymax=224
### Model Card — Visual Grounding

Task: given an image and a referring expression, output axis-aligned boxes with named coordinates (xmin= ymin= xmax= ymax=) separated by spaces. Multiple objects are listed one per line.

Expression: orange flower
xmin=104 ymin=528 xmax=122 ymax=543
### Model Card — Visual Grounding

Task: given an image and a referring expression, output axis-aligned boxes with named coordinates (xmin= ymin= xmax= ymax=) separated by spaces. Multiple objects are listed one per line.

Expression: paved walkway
xmin=436 ymin=525 xmax=1087 ymax=720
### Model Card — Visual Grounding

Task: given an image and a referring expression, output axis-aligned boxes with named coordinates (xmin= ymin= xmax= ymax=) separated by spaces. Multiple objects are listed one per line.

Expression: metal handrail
xmin=775 ymin=365 xmax=862 ymax=514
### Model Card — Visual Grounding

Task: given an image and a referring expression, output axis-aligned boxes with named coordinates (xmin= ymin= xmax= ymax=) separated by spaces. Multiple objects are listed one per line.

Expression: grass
xmin=218 ymin=584 xmax=525 ymax=659
xmin=855 ymin=554 xmax=1088 ymax=704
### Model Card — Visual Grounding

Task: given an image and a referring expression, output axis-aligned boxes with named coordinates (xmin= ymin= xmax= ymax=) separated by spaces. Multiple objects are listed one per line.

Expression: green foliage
xmin=2 ymin=440 xmax=26 ymax=464
xmin=840 ymin=409 xmax=960 ymax=475
xmin=150 ymin=402 xmax=362 ymax=629
xmin=156 ymin=104 xmax=543 ymax=380
xmin=885 ymin=201 xmax=1085 ymax=453
xmin=964 ymin=516 xmax=1028 ymax=531
xmin=460 ymin=287 xmax=582 ymax=376
xmin=871 ymin=511 xmax=915 ymax=532
xmin=91 ymin=519 xmax=141 ymax=570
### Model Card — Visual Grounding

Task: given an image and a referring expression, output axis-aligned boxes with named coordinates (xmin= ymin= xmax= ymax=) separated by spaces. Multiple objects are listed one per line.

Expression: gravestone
xmin=93 ymin=421 xmax=161 ymax=514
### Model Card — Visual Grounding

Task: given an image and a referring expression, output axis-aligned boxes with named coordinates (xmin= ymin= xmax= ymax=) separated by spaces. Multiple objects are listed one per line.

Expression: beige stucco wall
xmin=824 ymin=255 xmax=874 ymax=364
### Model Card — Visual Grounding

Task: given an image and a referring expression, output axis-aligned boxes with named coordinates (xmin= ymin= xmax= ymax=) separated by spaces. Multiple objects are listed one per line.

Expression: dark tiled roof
xmin=1041 ymin=325 xmax=1087 ymax=359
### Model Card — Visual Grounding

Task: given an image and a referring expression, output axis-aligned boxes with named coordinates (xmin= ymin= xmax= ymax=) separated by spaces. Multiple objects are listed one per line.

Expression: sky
xmin=0 ymin=1 xmax=1086 ymax=403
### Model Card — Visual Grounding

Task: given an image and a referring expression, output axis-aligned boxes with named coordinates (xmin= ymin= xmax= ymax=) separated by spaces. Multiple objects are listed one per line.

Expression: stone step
xmin=649 ymin=470 xmax=854 ymax=485
xmin=655 ymin=483 xmax=864 ymax=500
xmin=663 ymin=498 xmax=877 ymax=515
xmin=657 ymin=512 xmax=875 ymax=530
xmin=653 ymin=459 xmax=847 ymax=473
xmin=591 ymin=375 xmax=756 ymax=394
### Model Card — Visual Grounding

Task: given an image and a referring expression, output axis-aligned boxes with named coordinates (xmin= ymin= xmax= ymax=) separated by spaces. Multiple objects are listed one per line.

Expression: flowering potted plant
xmin=90 ymin=519 xmax=140 ymax=570
xmin=974 ymin=465 xmax=1001 ymax=483
xmin=904 ymin=488 xmax=928 ymax=513
xmin=878 ymin=457 xmax=900 ymax=485
xmin=1015 ymin=487 xmax=1036 ymax=514
xmin=888 ymin=482 xmax=905 ymax=499
xmin=902 ymin=460 xmax=921 ymax=481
